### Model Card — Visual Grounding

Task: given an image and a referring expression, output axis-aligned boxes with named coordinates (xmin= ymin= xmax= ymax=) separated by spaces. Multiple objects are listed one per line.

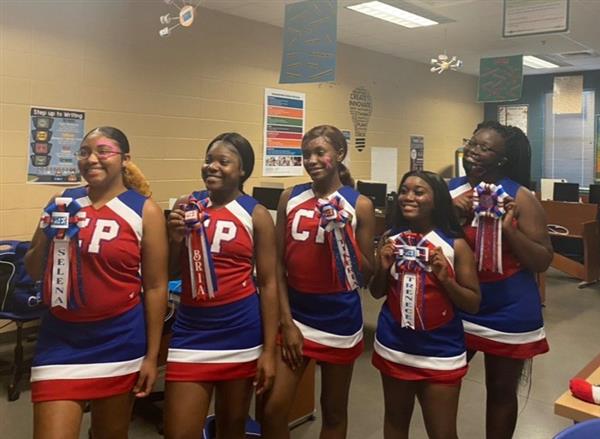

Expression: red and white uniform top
xmin=48 ymin=186 xmax=146 ymax=322
xmin=285 ymin=183 xmax=360 ymax=294
xmin=179 ymin=191 xmax=257 ymax=307
xmin=385 ymin=228 xmax=456 ymax=331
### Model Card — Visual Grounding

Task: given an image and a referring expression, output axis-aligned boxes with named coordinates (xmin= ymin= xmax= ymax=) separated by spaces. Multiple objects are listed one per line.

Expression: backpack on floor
xmin=202 ymin=414 xmax=261 ymax=438
xmin=0 ymin=240 xmax=43 ymax=314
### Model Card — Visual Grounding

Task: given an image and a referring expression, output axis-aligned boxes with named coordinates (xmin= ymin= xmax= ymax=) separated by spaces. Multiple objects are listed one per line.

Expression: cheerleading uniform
xmin=448 ymin=176 xmax=549 ymax=359
xmin=31 ymin=187 xmax=148 ymax=402
xmin=284 ymin=183 xmax=363 ymax=364
xmin=372 ymin=228 xmax=468 ymax=384
xmin=166 ymin=191 xmax=263 ymax=382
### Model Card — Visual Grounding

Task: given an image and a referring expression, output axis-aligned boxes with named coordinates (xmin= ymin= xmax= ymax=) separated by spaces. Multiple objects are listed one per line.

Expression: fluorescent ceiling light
xmin=523 ymin=55 xmax=559 ymax=69
xmin=347 ymin=1 xmax=438 ymax=28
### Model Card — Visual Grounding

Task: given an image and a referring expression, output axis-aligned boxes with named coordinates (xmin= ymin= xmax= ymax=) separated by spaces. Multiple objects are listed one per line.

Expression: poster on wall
xmin=409 ymin=135 xmax=424 ymax=171
xmin=553 ymin=75 xmax=583 ymax=114
xmin=478 ymin=55 xmax=523 ymax=102
xmin=596 ymin=114 xmax=600 ymax=182
xmin=279 ymin=0 xmax=337 ymax=84
xmin=503 ymin=0 xmax=569 ymax=38
xmin=263 ymin=88 xmax=305 ymax=176
xmin=498 ymin=104 xmax=528 ymax=134
xmin=27 ymin=107 xmax=85 ymax=184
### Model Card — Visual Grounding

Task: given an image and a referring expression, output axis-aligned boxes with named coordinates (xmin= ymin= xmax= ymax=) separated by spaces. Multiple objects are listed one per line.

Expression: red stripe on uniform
xmin=465 ymin=333 xmax=549 ymax=359
xmin=302 ymin=339 xmax=364 ymax=365
xmin=31 ymin=373 xmax=138 ymax=402
xmin=372 ymin=352 xmax=466 ymax=385
xmin=165 ymin=360 xmax=257 ymax=382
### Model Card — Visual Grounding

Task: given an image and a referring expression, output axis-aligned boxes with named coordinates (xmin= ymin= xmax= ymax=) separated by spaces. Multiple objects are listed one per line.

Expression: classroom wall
xmin=484 ymin=70 xmax=600 ymax=183
xmin=0 ymin=1 xmax=483 ymax=241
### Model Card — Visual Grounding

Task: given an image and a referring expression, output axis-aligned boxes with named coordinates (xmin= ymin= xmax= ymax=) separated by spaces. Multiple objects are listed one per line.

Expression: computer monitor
xmin=553 ymin=182 xmax=579 ymax=202
xmin=588 ymin=184 xmax=600 ymax=205
xmin=252 ymin=187 xmax=284 ymax=210
xmin=356 ymin=180 xmax=387 ymax=209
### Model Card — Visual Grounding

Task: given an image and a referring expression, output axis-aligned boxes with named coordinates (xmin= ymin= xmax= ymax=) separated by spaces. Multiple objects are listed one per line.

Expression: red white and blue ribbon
xmin=392 ymin=232 xmax=431 ymax=330
xmin=471 ymin=182 xmax=509 ymax=273
xmin=315 ymin=196 xmax=362 ymax=291
xmin=40 ymin=197 xmax=87 ymax=309
xmin=182 ymin=196 xmax=218 ymax=300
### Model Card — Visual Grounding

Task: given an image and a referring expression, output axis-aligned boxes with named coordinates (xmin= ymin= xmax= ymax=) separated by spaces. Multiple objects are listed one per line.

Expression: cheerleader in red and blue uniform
xmin=449 ymin=121 xmax=552 ymax=439
xmin=25 ymin=127 xmax=168 ymax=439
xmin=164 ymin=132 xmax=278 ymax=439
xmin=261 ymin=125 xmax=375 ymax=439
xmin=370 ymin=170 xmax=480 ymax=439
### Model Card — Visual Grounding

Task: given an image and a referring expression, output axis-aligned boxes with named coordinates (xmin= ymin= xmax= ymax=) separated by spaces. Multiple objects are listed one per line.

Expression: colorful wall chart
xmin=28 ymin=107 xmax=85 ymax=184
xmin=263 ymin=88 xmax=306 ymax=177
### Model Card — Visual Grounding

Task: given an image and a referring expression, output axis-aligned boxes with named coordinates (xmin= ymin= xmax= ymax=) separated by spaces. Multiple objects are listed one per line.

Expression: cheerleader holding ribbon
xmin=369 ymin=170 xmax=480 ymax=439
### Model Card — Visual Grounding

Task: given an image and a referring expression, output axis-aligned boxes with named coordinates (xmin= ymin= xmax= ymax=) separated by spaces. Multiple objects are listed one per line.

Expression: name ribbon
xmin=182 ymin=196 xmax=218 ymax=300
xmin=393 ymin=232 xmax=431 ymax=330
xmin=471 ymin=182 xmax=509 ymax=273
xmin=40 ymin=197 xmax=87 ymax=309
xmin=315 ymin=196 xmax=362 ymax=291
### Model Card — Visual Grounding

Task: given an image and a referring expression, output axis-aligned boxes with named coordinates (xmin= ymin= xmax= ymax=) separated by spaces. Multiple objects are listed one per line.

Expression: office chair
xmin=553 ymin=418 xmax=600 ymax=438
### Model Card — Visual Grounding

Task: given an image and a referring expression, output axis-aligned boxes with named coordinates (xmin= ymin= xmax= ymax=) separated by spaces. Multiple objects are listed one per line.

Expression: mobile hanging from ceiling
xmin=158 ymin=0 xmax=201 ymax=37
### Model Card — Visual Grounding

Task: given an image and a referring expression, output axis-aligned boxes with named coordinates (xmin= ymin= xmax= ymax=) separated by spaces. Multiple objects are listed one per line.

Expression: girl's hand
xmin=133 ymin=357 xmax=158 ymax=398
xmin=453 ymin=191 xmax=473 ymax=218
xmin=430 ymin=247 xmax=450 ymax=284
xmin=502 ymin=199 xmax=518 ymax=233
xmin=281 ymin=320 xmax=304 ymax=370
xmin=167 ymin=208 xmax=186 ymax=243
xmin=254 ymin=350 xmax=276 ymax=395
xmin=379 ymin=240 xmax=396 ymax=272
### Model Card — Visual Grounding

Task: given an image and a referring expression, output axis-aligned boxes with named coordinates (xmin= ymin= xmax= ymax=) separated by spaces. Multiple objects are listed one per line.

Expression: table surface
xmin=555 ymin=353 xmax=600 ymax=422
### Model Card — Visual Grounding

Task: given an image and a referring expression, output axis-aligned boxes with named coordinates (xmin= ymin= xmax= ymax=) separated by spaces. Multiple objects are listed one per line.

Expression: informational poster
xmin=348 ymin=86 xmax=372 ymax=152
xmin=553 ymin=75 xmax=583 ymax=114
xmin=280 ymin=0 xmax=337 ymax=84
xmin=595 ymin=114 xmax=600 ymax=182
xmin=409 ymin=135 xmax=424 ymax=172
xmin=263 ymin=88 xmax=306 ymax=176
xmin=478 ymin=55 xmax=523 ymax=102
xmin=498 ymin=104 xmax=528 ymax=134
xmin=503 ymin=0 xmax=569 ymax=38
xmin=28 ymin=107 xmax=85 ymax=184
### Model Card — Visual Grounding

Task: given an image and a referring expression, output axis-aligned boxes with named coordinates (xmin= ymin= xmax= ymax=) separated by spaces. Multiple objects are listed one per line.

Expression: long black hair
xmin=393 ymin=170 xmax=464 ymax=238
xmin=474 ymin=121 xmax=531 ymax=187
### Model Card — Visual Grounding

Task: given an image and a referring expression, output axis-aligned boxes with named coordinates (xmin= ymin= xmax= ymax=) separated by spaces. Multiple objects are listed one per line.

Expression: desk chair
xmin=0 ymin=240 xmax=44 ymax=401
xmin=554 ymin=418 xmax=600 ymax=438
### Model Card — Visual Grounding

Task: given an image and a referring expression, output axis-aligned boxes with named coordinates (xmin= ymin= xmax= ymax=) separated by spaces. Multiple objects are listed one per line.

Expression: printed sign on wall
xmin=28 ymin=107 xmax=85 ymax=184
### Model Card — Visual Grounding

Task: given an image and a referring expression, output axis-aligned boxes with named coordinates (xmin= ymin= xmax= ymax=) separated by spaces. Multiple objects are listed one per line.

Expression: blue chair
xmin=0 ymin=241 xmax=45 ymax=401
xmin=554 ymin=418 xmax=600 ymax=438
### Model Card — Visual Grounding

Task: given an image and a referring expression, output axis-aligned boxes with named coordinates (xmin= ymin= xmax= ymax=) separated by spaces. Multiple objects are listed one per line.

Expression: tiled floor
xmin=1 ymin=268 xmax=598 ymax=438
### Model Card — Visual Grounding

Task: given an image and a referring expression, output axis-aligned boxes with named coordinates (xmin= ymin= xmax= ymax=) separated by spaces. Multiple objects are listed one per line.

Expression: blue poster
xmin=28 ymin=107 xmax=85 ymax=184
xmin=280 ymin=0 xmax=337 ymax=84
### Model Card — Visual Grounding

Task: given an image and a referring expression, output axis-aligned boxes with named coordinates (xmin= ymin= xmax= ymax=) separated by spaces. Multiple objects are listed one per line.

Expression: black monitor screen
xmin=589 ymin=184 xmax=600 ymax=205
xmin=252 ymin=187 xmax=284 ymax=210
xmin=356 ymin=181 xmax=387 ymax=209
xmin=553 ymin=182 xmax=579 ymax=202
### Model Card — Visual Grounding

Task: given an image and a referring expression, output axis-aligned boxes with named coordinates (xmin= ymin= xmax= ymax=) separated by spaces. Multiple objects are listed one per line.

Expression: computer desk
xmin=541 ymin=200 xmax=600 ymax=288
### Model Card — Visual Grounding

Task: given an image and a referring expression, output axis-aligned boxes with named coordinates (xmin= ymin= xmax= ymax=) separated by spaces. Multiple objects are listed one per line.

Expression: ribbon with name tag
xmin=40 ymin=197 xmax=87 ymax=309
xmin=182 ymin=196 xmax=218 ymax=300
xmin=315 ymin=196 xmax=362 ymax=291
xmin=471 ymin=182 xmax=508 ymax=273
xmin=393 ymin=232 xmax=431 ymax=330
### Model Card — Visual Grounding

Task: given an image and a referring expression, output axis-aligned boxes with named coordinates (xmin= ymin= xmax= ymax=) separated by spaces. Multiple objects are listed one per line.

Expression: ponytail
xmin=338 ymin=162 xmax=354 ymax=187
xmin=123 ymin=161 xmax=151 ymax=196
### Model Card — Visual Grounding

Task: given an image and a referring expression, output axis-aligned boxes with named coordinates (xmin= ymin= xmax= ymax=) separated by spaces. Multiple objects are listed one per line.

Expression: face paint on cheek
xmin=324 ymin=156 xmax=333 ymax=169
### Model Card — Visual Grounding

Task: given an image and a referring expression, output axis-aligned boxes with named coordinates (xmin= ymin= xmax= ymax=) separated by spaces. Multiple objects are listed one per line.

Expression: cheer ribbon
xmin=471 ymin=182 xmax=509 ymax=273
xmin=40 ymin=197 xmax=87 ymax=309
xmin=315 ymin=196 xmax=362 ymax=291
xmin=182 ymin=196 xmax=218 ymax=300
xmin=392 ymin=232 xmax=431 ymax=330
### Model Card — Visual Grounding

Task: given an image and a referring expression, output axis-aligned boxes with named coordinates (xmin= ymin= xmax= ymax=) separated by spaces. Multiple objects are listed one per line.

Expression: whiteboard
xmin=371 ymin=147 xmax=397 ymax=195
